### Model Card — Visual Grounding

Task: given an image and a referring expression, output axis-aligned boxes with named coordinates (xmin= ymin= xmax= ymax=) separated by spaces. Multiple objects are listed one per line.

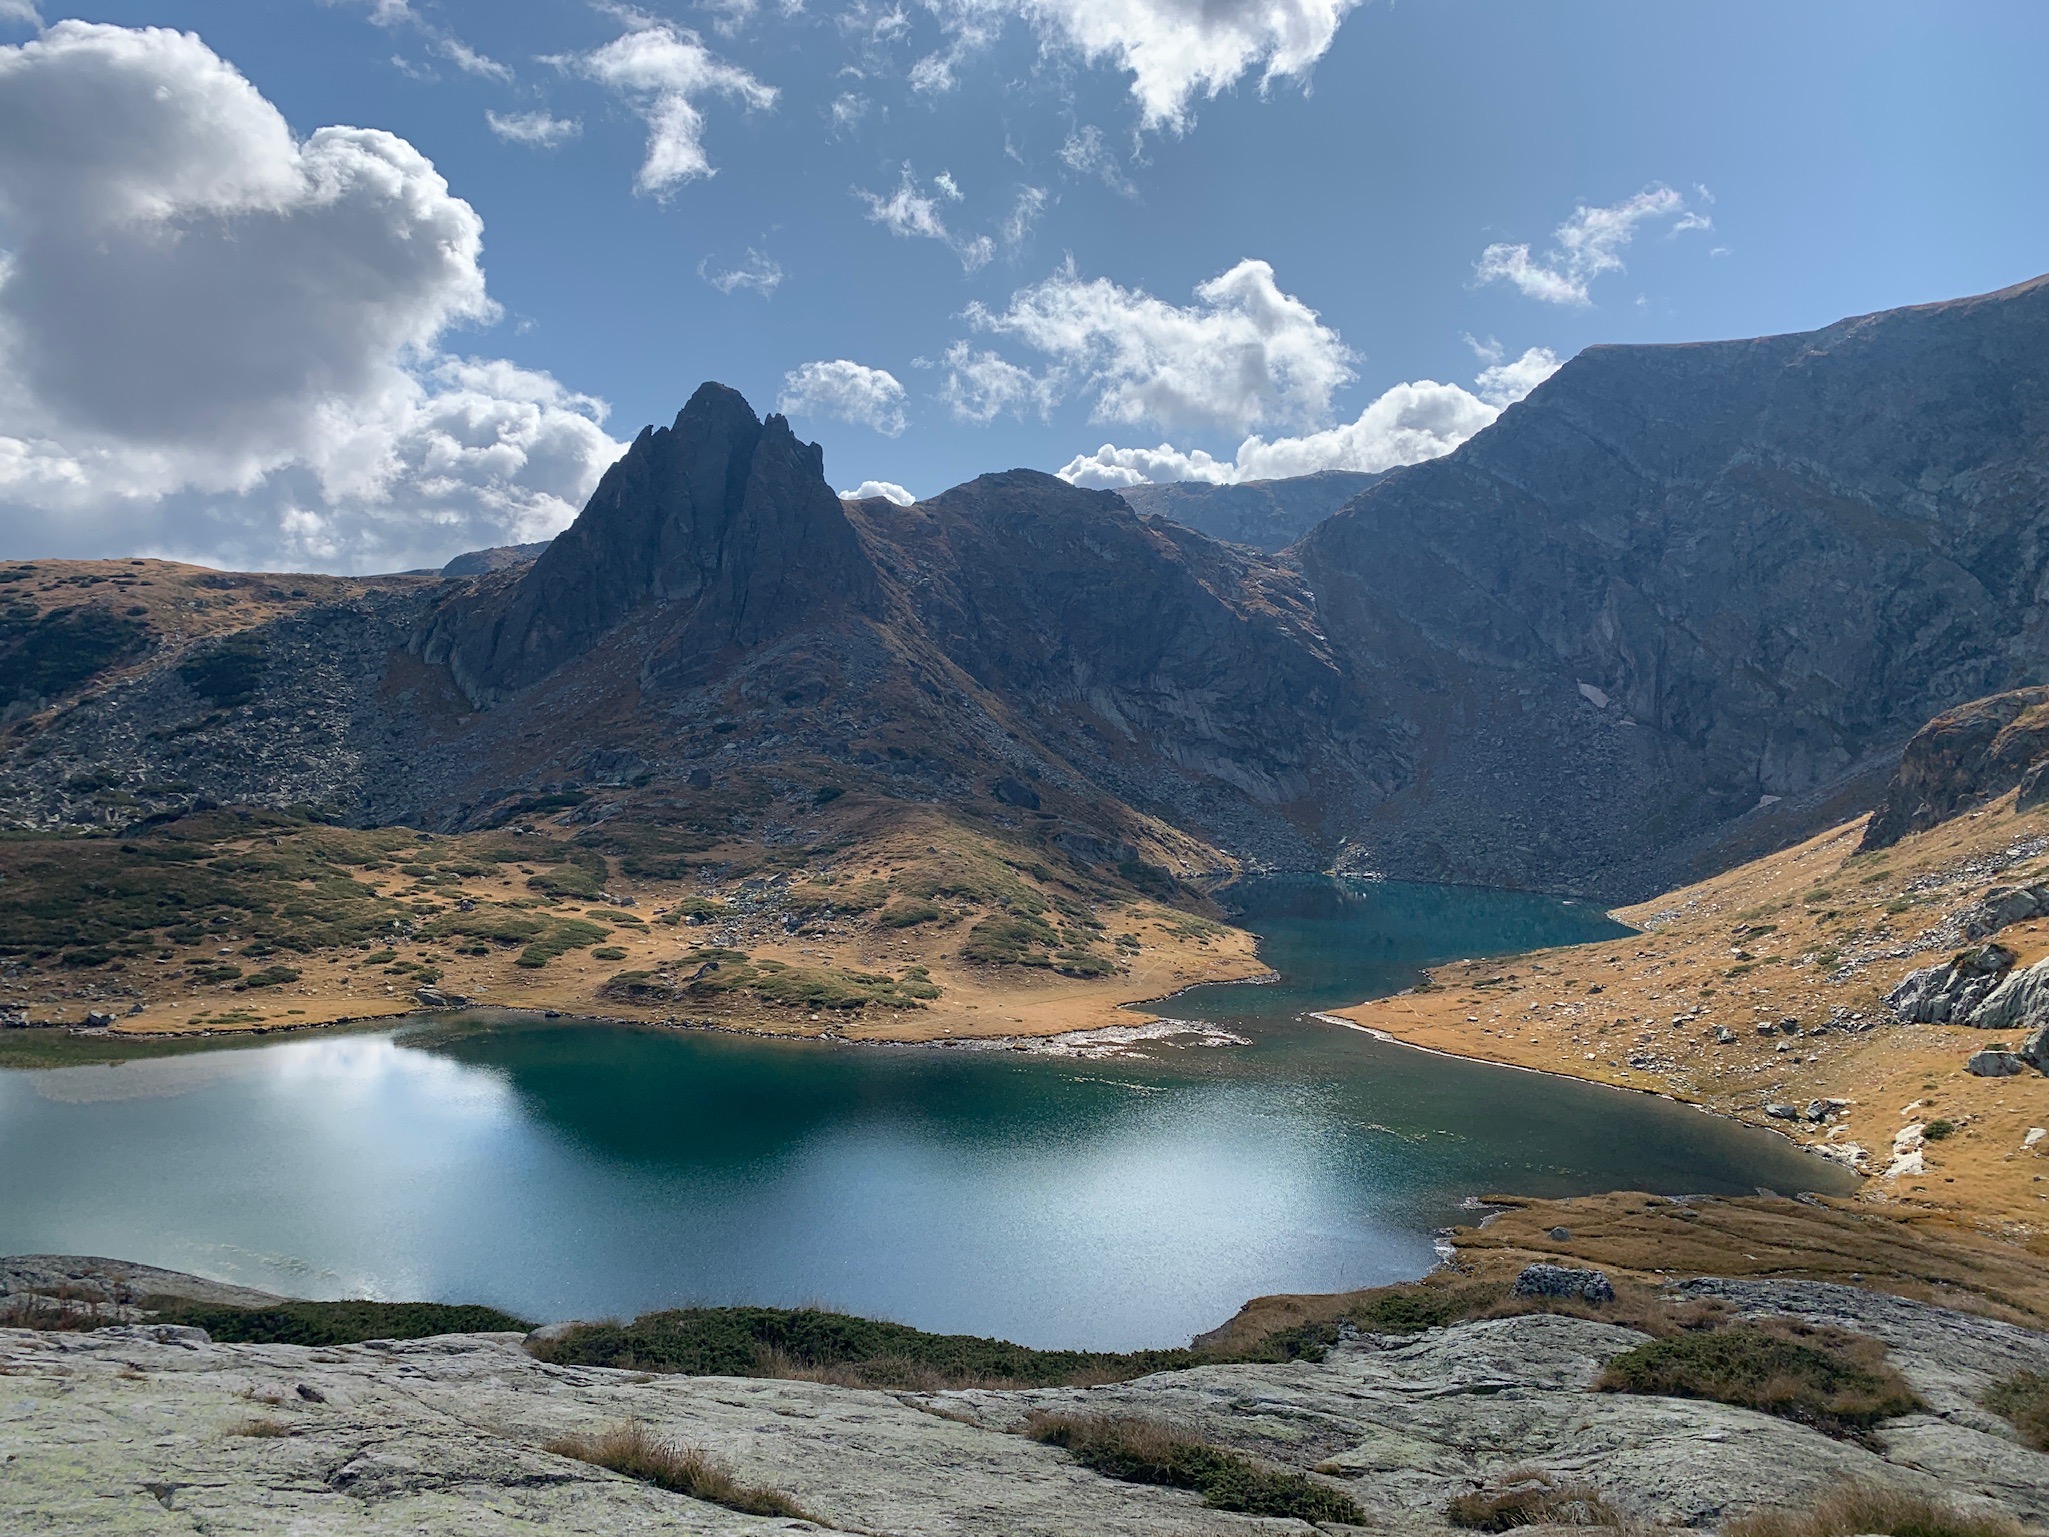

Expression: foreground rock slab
xmin=3 ymin=1280 xmax=2044 ymax=1536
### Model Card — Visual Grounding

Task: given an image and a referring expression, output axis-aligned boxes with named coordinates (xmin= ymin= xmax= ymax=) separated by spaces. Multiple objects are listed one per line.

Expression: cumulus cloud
xmin=938 ymin=341 xmax=1059 ymax=424
xmin=1055 ymin=344 xmax=1562 ymax=489
xmin=0 ymin=3 xmax=41 ymax=28
xmin=553 ymin=18 xmax=775 ymax=193
xmin=921 ymin=0 xmax=1359 ymax=131
xmin=486 ymin=109 xmax=581 ymax=147
xmin=778 ymin=359 xmax=909 ymax=436
xmin=1476 ymin=184 xmax=1708 ymax=307
xmin=968 ymin=258 xmax=1352 ymax=434
xmin=698 ymin=248 xmax=783 ymax=296
xmin=841 ymin=478 xmax=916 ymax=505
xmin=0 ymin=21 xmax=624 ymax=571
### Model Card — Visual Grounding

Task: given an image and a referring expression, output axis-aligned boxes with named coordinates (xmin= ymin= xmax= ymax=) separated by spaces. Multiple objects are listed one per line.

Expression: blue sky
xmin=0 ymin=1 xmax=2045 ymax=569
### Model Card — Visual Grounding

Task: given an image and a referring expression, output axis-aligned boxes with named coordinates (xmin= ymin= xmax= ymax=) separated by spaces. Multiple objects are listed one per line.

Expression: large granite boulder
xmin=1887 ymin=945 xmax=2017 ymax=1024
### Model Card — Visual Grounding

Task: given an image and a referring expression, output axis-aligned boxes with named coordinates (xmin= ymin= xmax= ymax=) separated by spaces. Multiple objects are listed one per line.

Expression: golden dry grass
xmin=543 ymin=1421 xmax=817 ymax=1521
xmin=1718 ymin=1483 xmax=2025 ymax=1537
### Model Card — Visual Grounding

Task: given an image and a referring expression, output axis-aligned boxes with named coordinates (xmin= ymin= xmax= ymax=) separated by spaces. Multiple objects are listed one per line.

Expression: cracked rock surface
xmin=3 ymin=1281 xmax=2044 ymax=1535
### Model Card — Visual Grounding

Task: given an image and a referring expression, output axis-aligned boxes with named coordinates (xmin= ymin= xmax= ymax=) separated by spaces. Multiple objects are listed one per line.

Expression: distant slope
xmin=1117 ymin=470 xmax=1384 ymax=550
xmin=440 ymin=541 xmax=552 ymax=578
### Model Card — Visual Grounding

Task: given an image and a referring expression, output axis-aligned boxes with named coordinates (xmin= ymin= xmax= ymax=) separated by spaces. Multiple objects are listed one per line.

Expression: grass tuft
xmin=1023 ymin=1410 xmax=1362 ymax=1524
xmin=1598 ymin=1318 xmax=1921 ymax=1443
xmin=226 ymin=1417 xmax=291 ymax=1439
xmin=1446 ymin=1467 xmax=1625 ymax=1530
xmin=1983 ymin=1371 xmax=2049 ymax=1451
xmin=1718 ymin=1482 xmax=2025 ymax=1537
xmin=544 ymin=1421 xmax=817 ymax=1521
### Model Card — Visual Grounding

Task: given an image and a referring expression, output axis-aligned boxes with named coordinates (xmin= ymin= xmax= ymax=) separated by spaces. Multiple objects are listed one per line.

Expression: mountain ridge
xmin=0 ymin=274 xmax=2045 ymax=905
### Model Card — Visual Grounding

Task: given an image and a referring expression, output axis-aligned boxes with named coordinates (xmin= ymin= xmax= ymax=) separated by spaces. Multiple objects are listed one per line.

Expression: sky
xmin=0 ymin=2 xmax=2045 ymax=572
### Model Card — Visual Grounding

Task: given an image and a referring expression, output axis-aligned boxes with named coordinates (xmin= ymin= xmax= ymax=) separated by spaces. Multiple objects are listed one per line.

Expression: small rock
xmin=1777 ymin=1018 xmax=1801 ymax=1035
xmin=1714 ymin=1026 xmax=1736 ymax=1044
xmin=1511 ymin=1263 xmax=1615 ymax=1304
xmin=1547 ymin=1226 xmax=1571 ymax=1241
xmin=83 ymin=1011 xmax=115 ymax=1028
xmin=1763 ymin=1102 xmax=1802 ymax=1120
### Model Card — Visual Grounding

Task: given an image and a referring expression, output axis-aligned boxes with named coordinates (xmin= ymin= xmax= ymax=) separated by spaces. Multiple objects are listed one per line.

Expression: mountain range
xmin=2 ymin=273 xmax=2046 ymax=902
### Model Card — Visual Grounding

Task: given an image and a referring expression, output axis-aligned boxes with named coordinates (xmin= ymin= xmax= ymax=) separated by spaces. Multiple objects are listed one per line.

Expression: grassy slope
xmin=0 ymin=801 xmax=1260 ymax=1051
xmin=1338 ymin=790 xmax=2049 ymax=1235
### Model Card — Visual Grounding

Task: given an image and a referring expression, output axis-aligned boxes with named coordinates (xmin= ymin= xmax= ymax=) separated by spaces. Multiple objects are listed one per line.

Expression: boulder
xmin=1962 ymin=884 xmax=2049 ymax=939
xmin=1764 ymin=1102 xmax=1802 ymax=1120
xmin=1969 ymin=957 xmax=2049 ymax=1033
xmin=1967 ymin=1050 xmax=2027 ymax=1077
xmin=1511 ymin=1263 xmax=1615 ymax=1304
xmin=1886 ymin=945 xmax=2016 ymax=1024
xmin=2020 ymin=1027 xmax=2049 ymax=1074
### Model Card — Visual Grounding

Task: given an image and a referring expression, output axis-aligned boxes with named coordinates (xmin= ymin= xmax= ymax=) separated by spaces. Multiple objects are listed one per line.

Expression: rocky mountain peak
xmin=420 ymin=382 xmax=874 ymax=704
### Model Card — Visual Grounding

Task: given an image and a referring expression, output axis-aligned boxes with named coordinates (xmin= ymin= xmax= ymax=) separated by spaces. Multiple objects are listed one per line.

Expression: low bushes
xmin=142 ymin=1297 xmax=530 ymax=1345
xmin=1983 ymin=1371 xmax=2049 ymax=1451
xmin=1719 ymin=1483 xmax=2024 ymax=1537
xmin=1023 ymin=1411 xmax=1362 ymax=1524
xmin=1597 ymin=1319 xmax=1921 ymax=1443
xmin=1446 ymin=1468 xmax=1624 ymax=1530
xmin=528 ymin=1305 xmax=1206 ymax=1389
xmin=544 ymin=1422 xmax=815 ymax=1520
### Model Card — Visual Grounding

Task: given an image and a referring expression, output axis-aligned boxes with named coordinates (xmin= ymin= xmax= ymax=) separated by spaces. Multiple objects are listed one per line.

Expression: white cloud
xmin=1060 ymin=124 xmax=1135 ymax=194
xmin=1476 ymin=184 xmax=1708 ymax=307
xmin=339 ymin=0 xmax=512 ymax=84
xmin=435 ymin=35 xmax=512 ymax=82
xmin=1055 ymin=344 xmax=1561 ymax=489
xmin=969 ymin=258 xmax=1352 ymax=434
xmin=778 ymin=359 xmax=908 ymax=436
xmin=698 ymin=248 xmax=783 ymax=296
xmin=938 ymin=341 xmax=1059 ymax=424
xmin=841 ymin=478 xmax=916 ymax=505
xmin=485 ymin=109 xmax=582 ymax=147
xmin=0 ymin=3 xmax=41 ymax=28
xmin=921 ymin=0 xmax=1359 ymax=130
xmin=554 ymin=20 xmax=775 ymax=193
xmin=828 ymin=90 xmax=869 ymax=133
xmin=0 ymin=21 xmax=624 ymax=571
xmin=854 ymin=163 xmax=1000 ymax=271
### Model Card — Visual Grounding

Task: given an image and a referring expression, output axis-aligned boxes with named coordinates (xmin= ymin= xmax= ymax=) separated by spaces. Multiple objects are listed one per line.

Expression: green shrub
xmin=590 ymin=946 xmax=627 ymax=961
xmin=1024 ymin=1412 xmax=1362 ymax=1524
xmin=236 ymin=965 xmax=301 ymax=989
xmin=141 ymin=1297 xmax=529 ymax=1345
xmin=878 ymin=899 xmax=944 ymax=928
xmin=1598 ymin=1320 xmax=1921 ymax=1443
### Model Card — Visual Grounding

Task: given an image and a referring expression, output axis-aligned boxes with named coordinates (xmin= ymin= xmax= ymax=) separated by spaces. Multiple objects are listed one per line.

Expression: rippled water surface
xmin=0 ymin=878 xmax=1854 ymax=1348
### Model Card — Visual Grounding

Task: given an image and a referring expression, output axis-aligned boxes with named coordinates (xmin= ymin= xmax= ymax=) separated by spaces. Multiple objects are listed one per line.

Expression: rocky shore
xmin=5 ymin=1270 xmax=2045 ymax=1535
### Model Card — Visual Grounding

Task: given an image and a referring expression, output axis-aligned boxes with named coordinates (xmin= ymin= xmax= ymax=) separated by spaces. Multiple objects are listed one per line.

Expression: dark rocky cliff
xmin=1296 ymin=272 xmax=2049 ymax=890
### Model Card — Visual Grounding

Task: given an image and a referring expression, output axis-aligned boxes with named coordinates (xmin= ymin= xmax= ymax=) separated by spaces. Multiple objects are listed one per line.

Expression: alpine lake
xmin=0 ymin=877 xmax=1855 ymax=1350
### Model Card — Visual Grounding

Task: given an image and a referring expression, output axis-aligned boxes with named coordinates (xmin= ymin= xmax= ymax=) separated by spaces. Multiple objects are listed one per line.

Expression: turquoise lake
xmin=0 ymin=877 xmax=1856 ymax=1349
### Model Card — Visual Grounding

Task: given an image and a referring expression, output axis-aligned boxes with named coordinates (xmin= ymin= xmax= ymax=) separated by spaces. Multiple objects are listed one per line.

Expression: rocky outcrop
xmin=440 ymin=541 xmax=552 ymax=578
xmin=1863 ymin=687 xmax=2049 ymax=850
xmin=1969 ymin=957 xmax=2049 ymax=1034
xmin=4 ymin=1278 xmax=2042 ymax=1535
xmin=1962 ymin=882 xmax=2049 ymax=939
xmin=1116 ymin=469 xmax=1384 ymax=551
xmin=419 ymin=383 xmax=880 ymax=706
xmin=1886 ymin=944 xmax=2017 ymax=1024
